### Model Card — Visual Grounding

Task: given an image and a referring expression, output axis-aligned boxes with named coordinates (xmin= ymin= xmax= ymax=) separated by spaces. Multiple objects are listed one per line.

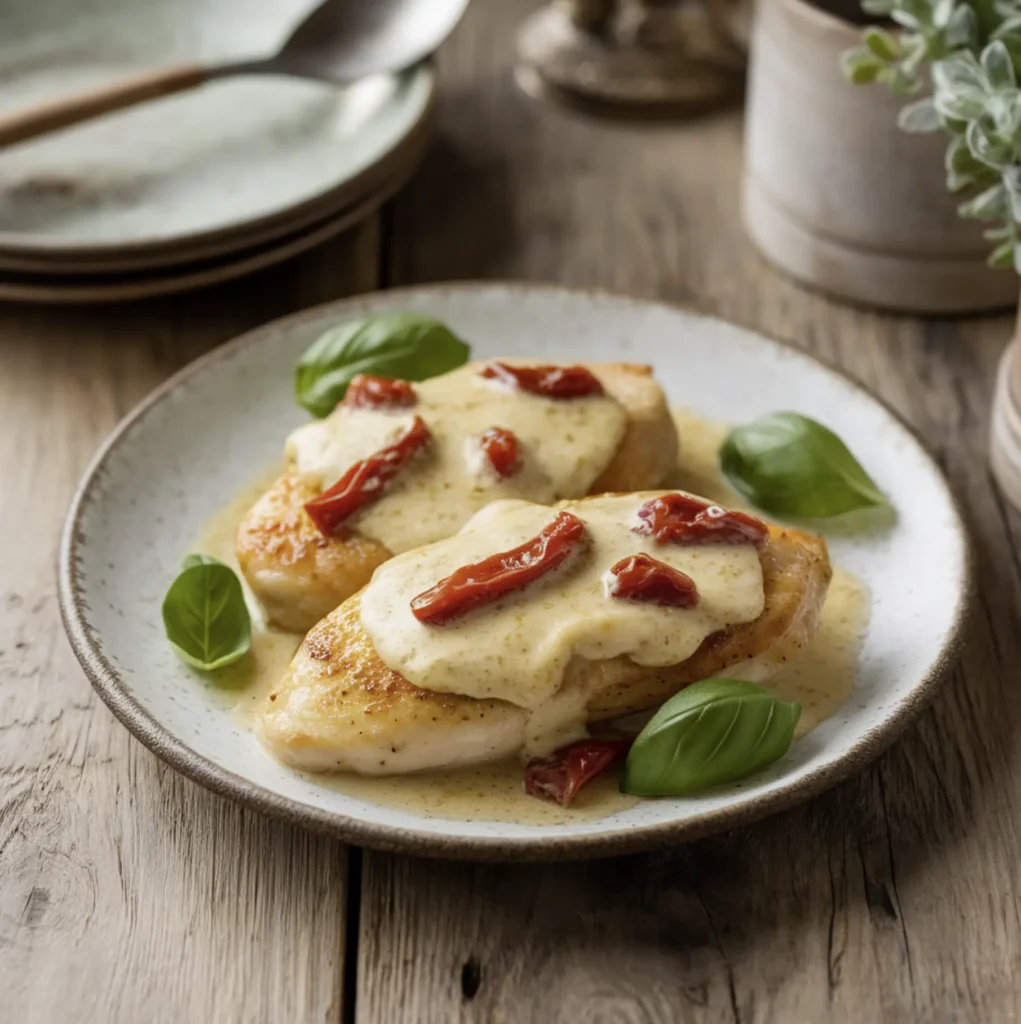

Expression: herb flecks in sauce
xmin=190 ymin=407 xmax=871 ymax=825
xmin=287 ymin=363 xmax=628 ymax=553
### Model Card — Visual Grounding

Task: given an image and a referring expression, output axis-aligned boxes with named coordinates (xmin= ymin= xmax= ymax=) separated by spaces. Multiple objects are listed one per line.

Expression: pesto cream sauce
xmin=358 ymin=493 xmax=765 ymax=751
xmin=285 ymin=362 xmax=628 ymax=553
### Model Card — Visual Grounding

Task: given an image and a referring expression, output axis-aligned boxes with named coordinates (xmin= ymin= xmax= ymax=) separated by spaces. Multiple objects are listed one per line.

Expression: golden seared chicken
xmin=237 ymin=361 xmax=677 ymax=632
xmin=260 ymin=491 xmax=832 ymax=775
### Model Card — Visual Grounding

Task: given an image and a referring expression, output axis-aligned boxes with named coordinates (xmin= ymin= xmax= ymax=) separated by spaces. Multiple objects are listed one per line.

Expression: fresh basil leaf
xmin=295 ymin=313 xmax=470 ymax=417
xmin=182 ymin=553 xmax=219 ymax=570
xmin=623 ymin=679 xmax=800 ymax=797
xmin=720 ymin=411 xmax=887 ymax=518
xmin=162 ymin=554 xmax=251 ymax=672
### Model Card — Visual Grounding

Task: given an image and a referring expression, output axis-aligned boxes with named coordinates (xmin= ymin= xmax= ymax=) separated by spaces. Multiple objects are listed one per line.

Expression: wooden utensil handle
xmin=0 ymin=63 xmax=207 ymax=149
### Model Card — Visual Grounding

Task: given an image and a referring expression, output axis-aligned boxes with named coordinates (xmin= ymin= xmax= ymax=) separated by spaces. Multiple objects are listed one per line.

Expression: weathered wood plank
xmin=357 ymin=2 xmax=1021 ymax=1022
xmin=0 ymin=222 xmax=382 ymax=1023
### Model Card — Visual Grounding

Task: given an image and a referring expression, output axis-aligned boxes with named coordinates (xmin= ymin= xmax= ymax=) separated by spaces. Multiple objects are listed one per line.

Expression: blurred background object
xmin=514 ymin=0 xmax=748 ymax=117
xmin=0 ymin=0 xmax=469 ymax=301
xmin=742 ymin=0 xmax=1017 ymax=314
xmin=0 ymin=0 xmax=469 ymax=149
xmin=791 ymin=0 xmax=1021 ymax=502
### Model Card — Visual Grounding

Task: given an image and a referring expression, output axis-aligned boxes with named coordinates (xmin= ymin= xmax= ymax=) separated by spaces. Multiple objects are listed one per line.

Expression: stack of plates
xmin=0 ymin=8 xmax=435 ymax=303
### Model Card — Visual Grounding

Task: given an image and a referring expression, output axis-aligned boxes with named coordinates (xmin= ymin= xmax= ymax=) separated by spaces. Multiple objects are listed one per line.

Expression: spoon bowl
xmin=268 ymin=0 xmax=472 ymax=82
xmin=0 ymin=0 xmax=470 ymax=149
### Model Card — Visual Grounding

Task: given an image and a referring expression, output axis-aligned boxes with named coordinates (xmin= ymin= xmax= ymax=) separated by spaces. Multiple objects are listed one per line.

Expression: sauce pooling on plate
xmin=193 ymin=407 xmax=871 ymax=825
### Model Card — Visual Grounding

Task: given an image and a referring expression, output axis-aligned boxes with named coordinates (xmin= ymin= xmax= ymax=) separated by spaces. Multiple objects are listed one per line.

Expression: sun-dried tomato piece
xmin=304 ymin=416 xmax=430 ymax=536
xmin=524 ymin=739 xmax=632 ymax=807
xmin=605 ymin=553 xmax=699 ymax=607
xmin=478 ymin=362 xmax=604 ymax=398
xmin=478 ymin=426 xmax=521 ymax=478
xmin=410 ymin=511 xmax=586 ymax=625
xmin=342 ymin=374 xmax=417 ymax=410
xmin=634 ymin=493 xmax=768 ymax=547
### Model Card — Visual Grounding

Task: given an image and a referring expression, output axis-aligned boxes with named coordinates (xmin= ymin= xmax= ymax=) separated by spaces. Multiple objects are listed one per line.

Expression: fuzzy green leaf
xmin=1003 ymin=165 xmax=1021 ymax=220
xmin=932 ymin=53 xmax=987 ymax=94
xmin=992 ymin=14 xmax=1021 ymax=39
xmin=932 ymin=0 xmax=955 ymax=27
xmin=865 ymin=27 xmax=902 ymax=60
xmin=989 ymin=237 xmax=1016 ymax=266
xmin=945 ymin=4 xmax=978 ymax=48
xmin=982 ymin=39 xmax=1017 ymax=86
xmin=959 ymin=181 xmax=1011 ymax=217
xmin=890 ymin=8 xmax=922 ymax=29
xmin=934 ymin=86 xmax=989 ymax=120
xmin=966 ymin=120 xmax=1013 ymax=168
xmin=842 ymin=48 xmax=885 ymax=84
xmin=898 ymin=97 xmax=943 ymax=130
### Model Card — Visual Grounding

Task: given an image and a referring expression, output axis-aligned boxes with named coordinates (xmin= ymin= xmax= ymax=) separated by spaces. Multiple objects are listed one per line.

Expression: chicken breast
xmin=237 ymin=362 xmax=677 ymax=632
xmin=260 ymin=519 xmax=831 ymax=775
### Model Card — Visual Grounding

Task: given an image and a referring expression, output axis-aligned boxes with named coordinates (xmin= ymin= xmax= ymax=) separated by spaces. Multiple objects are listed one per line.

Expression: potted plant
xmin=844 ymin=0 xmax=1021 ymax=270
xmin=842 ymin=1 xmax=1021 ymax=505
xmin=741 ymin=0 xmax=1019 ymax=312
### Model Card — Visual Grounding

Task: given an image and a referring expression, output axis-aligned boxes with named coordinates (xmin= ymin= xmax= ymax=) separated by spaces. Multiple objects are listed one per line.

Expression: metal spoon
xmin=0 ymin=0 xmax=470 ymax=149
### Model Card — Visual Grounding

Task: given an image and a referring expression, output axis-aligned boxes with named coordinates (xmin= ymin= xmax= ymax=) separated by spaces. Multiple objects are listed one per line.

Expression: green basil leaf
xmin=295 ymin=313 xmax=470 ymax=417
xmin=720 ymin=411 xmax=887 ymax=518
xmin=162 ymin=555 xmax=251 ymax=672
xmin=182 ymin=553 xmax=219 ymax=570
xmin=623 ymin=679 xmax=801 ymax=797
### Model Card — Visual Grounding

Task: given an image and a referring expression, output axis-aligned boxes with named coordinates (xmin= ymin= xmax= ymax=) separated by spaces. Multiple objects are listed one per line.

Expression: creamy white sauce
xmin=192 ymin=406 xmax=872 ymax=826
xmin=285 ymin=362 xmax=628 ymax=553
xmin=312 ymin=758 xmax=639 ymax=826
xmin=359 ymin=493 xmax=765 ymax=754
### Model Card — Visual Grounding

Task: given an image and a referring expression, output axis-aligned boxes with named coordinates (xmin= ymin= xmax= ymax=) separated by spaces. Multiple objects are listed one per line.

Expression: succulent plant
xmin=844 ymin=0 xmax=1021 ymax=268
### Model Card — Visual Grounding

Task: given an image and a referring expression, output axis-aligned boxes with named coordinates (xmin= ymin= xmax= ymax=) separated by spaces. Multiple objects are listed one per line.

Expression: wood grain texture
xmin=355 ymin=2 xmax=1021 ymax=1023
xmin=0 ymin=224 xmax=382 ymax=1023
xmin=5 ymin=1 xmax=1021 ymax=1021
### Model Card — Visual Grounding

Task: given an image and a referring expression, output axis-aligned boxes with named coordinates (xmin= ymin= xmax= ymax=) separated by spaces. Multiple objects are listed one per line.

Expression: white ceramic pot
xmin=990 ymin=299 xmax=1021 ymax=510
xmin=742 ymin=0 xmax=1017 ymax=313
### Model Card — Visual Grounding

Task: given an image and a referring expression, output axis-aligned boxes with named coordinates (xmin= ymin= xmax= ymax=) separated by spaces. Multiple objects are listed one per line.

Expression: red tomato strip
xmin=304 ymin=416 xmax=431 ymax=536
xmin=478 ymin=426 xmax=521 ymax=478
xmin=410 ymin=511 xmax=586 ymax=624
xmin=524 ymin=739 xmax=632 ymax=807
xmin=606 ymin=553 xmax=699 ymax=607
xmin=479 ymin=362 xmax=604 ymax=398
xmin=342 ymin=374 xmax=417 ymax=409
xmin=634 ymin=493 xmax=768 ymax=547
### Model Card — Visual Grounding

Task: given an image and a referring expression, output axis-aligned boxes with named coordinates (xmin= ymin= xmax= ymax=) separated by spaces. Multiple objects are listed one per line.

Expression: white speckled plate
xmin=0 ymin=0 xmax=434 ymax=262
xmin=59 ymin=284 xmax=972 ymax=860
xmin=0 ymin=151 xmax=424 ymax=303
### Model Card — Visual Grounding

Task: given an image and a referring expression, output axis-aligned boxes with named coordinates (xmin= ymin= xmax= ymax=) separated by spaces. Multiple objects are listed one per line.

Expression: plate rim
xmin=0 ymin=102 xmax=434 ymax=276
xmin=0 ymin=64 xmax=435 ymax=260
xmin=57 ymin=281 xmax=976 ymax=861
xmin=0 ymin=139 xmax=428 ymax=305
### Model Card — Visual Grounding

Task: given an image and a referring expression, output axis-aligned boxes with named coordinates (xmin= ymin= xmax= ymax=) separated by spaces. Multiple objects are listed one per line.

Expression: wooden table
xmin=3 ymin=2 xmax=1019 ymax=1021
